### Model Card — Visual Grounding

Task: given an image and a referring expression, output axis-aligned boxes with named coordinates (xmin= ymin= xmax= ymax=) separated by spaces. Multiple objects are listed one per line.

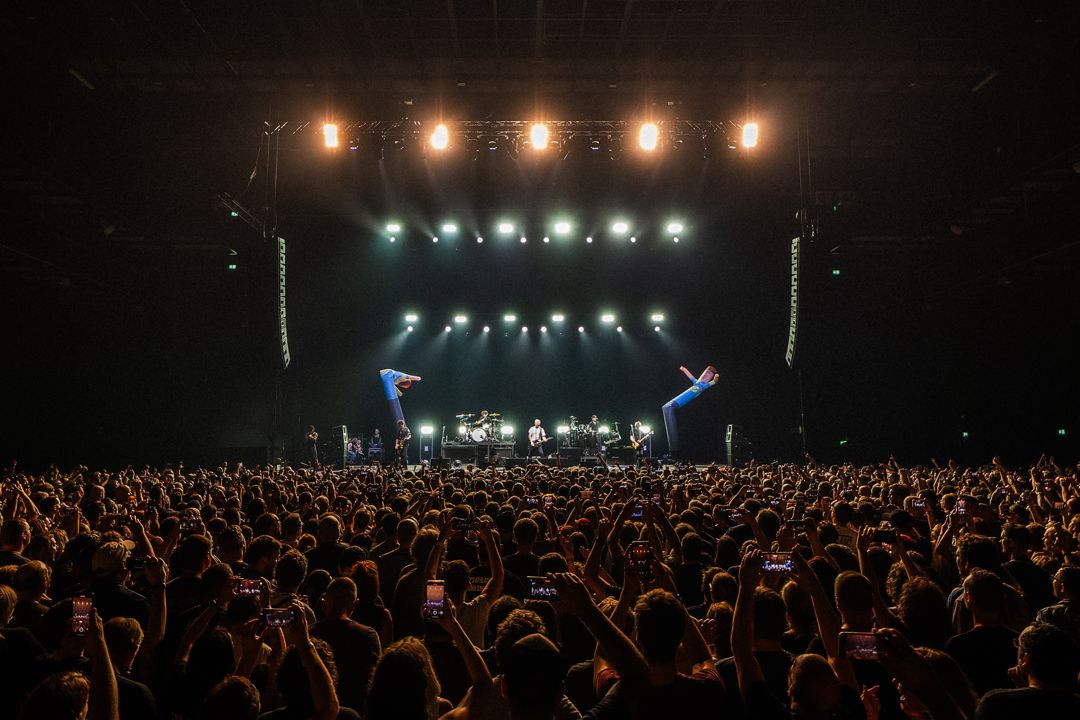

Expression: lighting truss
xmin=288 ymin=119 xmax=738 ymax=155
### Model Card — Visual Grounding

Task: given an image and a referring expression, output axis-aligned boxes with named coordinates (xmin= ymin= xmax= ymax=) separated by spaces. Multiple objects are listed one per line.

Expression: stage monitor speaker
xmin=615 ymin=447 xmax=637 ymax=465
xmin=561 ymin=448 xmax=583 ymax=466
xmin=329 ymin=425 xmax=349 ymax=469
xmin=441 ymin=444 xmax=478 ymax=465
xmin=725 ymin=424 xmax=753 ymax=466
xmin=494 ymin=446 xmax=514 ymax=462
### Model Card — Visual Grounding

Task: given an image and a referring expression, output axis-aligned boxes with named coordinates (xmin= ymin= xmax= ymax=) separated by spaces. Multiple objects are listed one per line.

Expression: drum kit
xmin=454 ymin=412 xmax=506 ymax=443
xmin=562 ymin=417 xmax=622 ymax=452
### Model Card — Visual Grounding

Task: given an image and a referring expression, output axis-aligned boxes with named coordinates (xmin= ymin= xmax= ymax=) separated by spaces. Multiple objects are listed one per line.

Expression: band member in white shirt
xmin=527 ymin=419 xmax=547 ymax=458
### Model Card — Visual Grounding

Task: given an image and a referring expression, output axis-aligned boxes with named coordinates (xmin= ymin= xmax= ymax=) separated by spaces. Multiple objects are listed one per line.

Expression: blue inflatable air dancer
xmin=662 ymin=365 xmax=720 ymax=454
xmin=379 ymin=369 xmax=422 ymax=424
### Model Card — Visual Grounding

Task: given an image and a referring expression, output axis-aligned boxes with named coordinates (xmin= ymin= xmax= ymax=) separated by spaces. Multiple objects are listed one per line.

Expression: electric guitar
xmin=395 ymin=433 xmax=411 ymax=451
xmin=630 ymin=431 xmax=654 ymax=449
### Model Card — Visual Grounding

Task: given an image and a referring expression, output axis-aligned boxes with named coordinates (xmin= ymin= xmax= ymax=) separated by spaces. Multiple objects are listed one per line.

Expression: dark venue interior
xmin=2 ymin=4 xmax=1080 ymax=720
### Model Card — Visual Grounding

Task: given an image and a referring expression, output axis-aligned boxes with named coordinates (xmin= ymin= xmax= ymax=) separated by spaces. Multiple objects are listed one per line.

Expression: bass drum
xmin=469 ymin=428 xmax=488 ymax=443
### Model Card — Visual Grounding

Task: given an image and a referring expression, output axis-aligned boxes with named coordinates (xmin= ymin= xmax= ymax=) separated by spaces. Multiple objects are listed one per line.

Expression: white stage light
xmin=441 ymin=223 xmax=458 ymax=233
xmin=504 ymin=314 xmax=517 ymax=322
xmin=444 ymin=325 xmax=452 ymax=332
xmin=389 ymin=236 xmax=396 ymax=243
xmin=454 ymin=315 xmax=467 ymax=324
xmin=578 ymin=326 xmax=584 ymax=333
xmin=543 ymin=236 xmax=550 ymax=243
xmin=598 ymin=425 xmax=609 ymax=434
xmin=476 ymin=236 xmax=484 ymax=244
xmin=323 ymin=123 xmax=339 ymax=148
xmin=501 ymin=425 xmax=514 ymax=436
xmin=405 ymin=313 xmax=419 ymax=322
xmin=586 ymin=236 xmax=594 ymax=243
xmin=419 ymin=425 xmax=434 ymax=435
xmin=407 ymin=325 xmax=414 ymax=332
xmin=654 ymin=326 xmax=661 ymax=332
xmin=672 ymin=236 xmax=680 ymax=243
xmin=458 ymin=425 xmax=468 ymax=435
xmin=554 ymin=221 xmax=571 ymax=235
xmin=521 ymin=326 xmax=528 ymax=332
xmin=650 ymin=313 xmax=664 ymax=322
xmin=601 ymin=314 xmax=615 ymax=323
xmin=557 ymin=425 xmax=570 ymax=434
xmin=530 ymin=123 xmax=549 ymax=150
xmin=540 ymin=326 xmax=548 ymax=333
xmin=640 ymin=425 xmax=651 ymax=434
xmin=629 ymin=236 xmax=637 ymax=244
xmin=432 ymin=236 xmax=439 ymax=243
xmin=742 ymin=122 xmax=759 ymax=148
xmin=611 ymin=221 xmax=629 ymax=235
xmin=386 ymin=223 xmax=402 ymax=233
xmin=639 ymin=122 xmax=659 ymax=151
xmin=616 ymin=326 xmax=623 ymax=332
xmin=551 ymin=314 xmax=565 ymax=322
xmin=666 ymin=222 xmax=684 ymax=234
xmin=483 ymin=325 xmax=490 ymax=333
xmin=498 ymin=222 xmax=514 ymax=234
xmin=430 ymin=123 xmax=449 ymax=150
xmin=520 ymin=236 xmax=527 ymax=243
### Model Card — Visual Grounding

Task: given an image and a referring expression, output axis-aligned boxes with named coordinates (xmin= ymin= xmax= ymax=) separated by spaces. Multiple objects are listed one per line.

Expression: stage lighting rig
xmin=295 ymin=119 xmax=747 ymax=158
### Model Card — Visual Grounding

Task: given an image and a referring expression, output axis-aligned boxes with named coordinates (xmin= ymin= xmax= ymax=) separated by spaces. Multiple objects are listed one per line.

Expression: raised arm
xmin=137 ymin=557 xmax=169 ymax=678
xmin=856 ymin=528 xmax=899 ymax=629
xmin=552 ymin=572 xmax=649 ymax=687
xmin=477 ymin=518 xmax=504 ymax=603
xmin=438 ymin=600 xmax=492 ymax=695
xmin=86 ymin=610 xmax=119 ymax=720
xmin=791 ymin=549 xmax=842 ymax=660
xmin=285 ymin=602 xmax=340 ymax=720
xmin=732 ymin=550 xmax=765 ymax=695
xmin=679 ymin=366 xmax=697 ymax=382
xmin=425 ymin=511 xmax=452 ymax=582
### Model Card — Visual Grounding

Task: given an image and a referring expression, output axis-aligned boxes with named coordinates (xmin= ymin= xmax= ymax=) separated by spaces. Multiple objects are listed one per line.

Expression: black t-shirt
xmin=975 ymin=687 xmax=1080 ymax=720
xmin=117 ymin=673 xmax=157 ymax=720
xmin=310 ymin=618 xmax=381 ymax=711
xmin=1003 ymin=559 xmax=1055 ymax=613
xmin=503 ymin=551 xmax=540 ymax=589
xmin=635 ymin=668 xmax=730 ymax=720
xmin=91 ymin=579 xmax=149 ymax=625
xmin=718 ymin=650 xmax=793 ymax=715
xmin=305 ymin=542 xmax=350 ymax=575
xmin=0 ymin=550 xmax=29 ymax=567
xmin=0 ymin=627 xmax=51 ymax=707
xmin=944 ymin=624 xmax=1018 ymax=695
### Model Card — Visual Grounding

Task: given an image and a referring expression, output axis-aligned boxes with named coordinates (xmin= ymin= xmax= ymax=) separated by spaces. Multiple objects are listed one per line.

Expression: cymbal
xmin=487 ymin=412 xmax=501 ymax=417
xmin=455 ymin=413 xmax=474 ymax=419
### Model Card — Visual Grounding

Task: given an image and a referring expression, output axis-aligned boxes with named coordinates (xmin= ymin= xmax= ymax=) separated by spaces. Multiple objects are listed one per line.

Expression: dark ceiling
xmin=3 ymin=1 xmax=1079 ymax=286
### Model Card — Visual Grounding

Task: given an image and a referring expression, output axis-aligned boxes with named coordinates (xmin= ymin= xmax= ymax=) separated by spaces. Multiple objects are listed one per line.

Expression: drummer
xmin=475 ymin=410 xmax=490 ymax=426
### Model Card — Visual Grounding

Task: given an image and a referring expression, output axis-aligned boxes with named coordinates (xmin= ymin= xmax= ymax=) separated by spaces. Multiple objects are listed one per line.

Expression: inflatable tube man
xmin=379 ymin=369 xmax=422 ymax=424
xmin=662 ymin=365 xmax=719 ymax=454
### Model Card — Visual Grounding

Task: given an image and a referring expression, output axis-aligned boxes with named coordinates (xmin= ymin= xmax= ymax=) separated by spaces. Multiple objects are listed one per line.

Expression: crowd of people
xmin=1 ymin=454 xmax=1078 ymax=720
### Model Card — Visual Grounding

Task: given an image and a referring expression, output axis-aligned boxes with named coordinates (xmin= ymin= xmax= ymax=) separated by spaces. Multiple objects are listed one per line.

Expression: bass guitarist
xmin=527 ymin=419 xmax=549 ymax=459
xmin=394 ymin=419 xmax=412 ymax=467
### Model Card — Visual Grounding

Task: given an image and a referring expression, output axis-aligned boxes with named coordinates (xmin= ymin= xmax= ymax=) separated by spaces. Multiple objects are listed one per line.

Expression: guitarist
xmin=584 ymin=414 xmax=600 ymax=454
xmin=394 ymin=419 xmax=412 ymax=467
xmin=629 ymin=421 xmax=650 ymax=466
xmin=527 ymin=419 xmax=548 ymax=459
